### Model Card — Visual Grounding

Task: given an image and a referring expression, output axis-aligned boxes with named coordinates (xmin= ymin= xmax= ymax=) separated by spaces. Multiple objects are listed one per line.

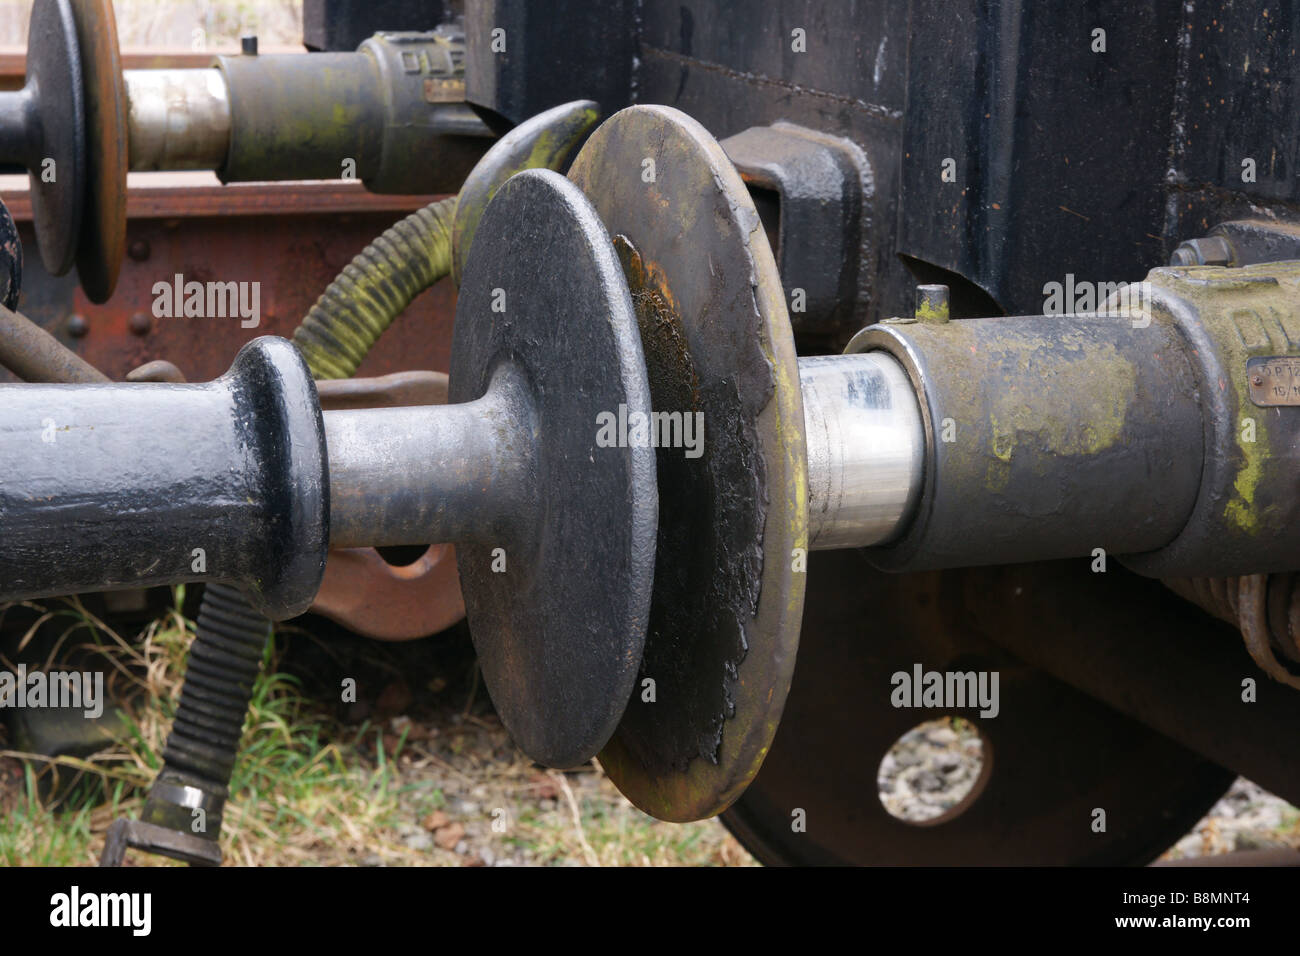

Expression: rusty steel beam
xmin=4 ymin=177 xmax=458 ymax=385
xmin=0 ymin=46 xmax=309 ymax=83
xmin=1 ymin=174 xmax=443 ymax=219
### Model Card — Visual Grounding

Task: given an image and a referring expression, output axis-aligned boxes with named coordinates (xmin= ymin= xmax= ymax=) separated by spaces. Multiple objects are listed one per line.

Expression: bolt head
xmin=1170 ymin=236 xmax=1233 ymax=267
xmin=128 ymin=312 xmax=152 ymax=336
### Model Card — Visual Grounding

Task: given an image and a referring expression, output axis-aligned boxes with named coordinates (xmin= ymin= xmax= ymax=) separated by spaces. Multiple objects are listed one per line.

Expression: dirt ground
xmin=270 ymin=622 xmax=1300 ymax=866
xmin=2 ymin=603 xmax=1296 ymax=866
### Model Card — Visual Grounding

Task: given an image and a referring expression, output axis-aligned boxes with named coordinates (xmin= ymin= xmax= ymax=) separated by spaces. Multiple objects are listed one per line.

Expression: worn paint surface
xmin=852 ymin=309 xmax=1205 ymax=570
xmin=1128 ymin=262 xmax=1300 ymax=575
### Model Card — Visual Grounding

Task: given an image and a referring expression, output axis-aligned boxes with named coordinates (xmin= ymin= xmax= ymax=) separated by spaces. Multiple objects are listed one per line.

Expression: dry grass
xmin=5 ymin=591 xmax=1300 ymax=866
xmin=0 ymin=588 xmax=754 ymax=866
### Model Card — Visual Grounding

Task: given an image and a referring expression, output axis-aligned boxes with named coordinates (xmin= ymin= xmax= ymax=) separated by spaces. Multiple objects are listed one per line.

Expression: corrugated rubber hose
xmin=147 ymin=198 xmax=459 ymax=854
xmin=291 ymin=198 xmax=458 ymax=380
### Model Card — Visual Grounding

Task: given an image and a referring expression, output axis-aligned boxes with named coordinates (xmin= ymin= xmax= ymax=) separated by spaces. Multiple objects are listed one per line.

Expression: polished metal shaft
xmin=324 ymin=366 xmax=536 ymax=548
xmin=122 ymin=62 xmax=488 ymax=176
xmin=329 ymin=347 xmax=924 ymax=552
xmin=800 ymin=351 xmax=925 ymax=550
xmin=124 ymin=69 xmax=232 ymax=171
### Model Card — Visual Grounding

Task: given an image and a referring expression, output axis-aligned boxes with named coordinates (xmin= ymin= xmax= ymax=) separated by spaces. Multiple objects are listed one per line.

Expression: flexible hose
xmin=158 ymin=583 xmax=269 ymax=785
xmin=147 ymin=198 xmax=459 ymax=857
xmin=292 ymin=198 xmax=457 ymax=380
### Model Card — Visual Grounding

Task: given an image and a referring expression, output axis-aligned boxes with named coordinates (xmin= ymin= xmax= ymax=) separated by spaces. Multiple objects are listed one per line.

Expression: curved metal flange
xmin=70 ymin=0 xmax=128 ymax=302
xmin=312 ymin=545 xmax=464 ymax=642
xmin=0 ymin=197 xmax=22 ymax=311
xmin=569 ymin=105 xmax=808 ymax=822
xmin=450 ymin=168 xmax=657 ymax=769
xmin=451 ymin=99 xmax=601 ymax=288
xmin=722 ymin=551 xmax=1235 ymax=865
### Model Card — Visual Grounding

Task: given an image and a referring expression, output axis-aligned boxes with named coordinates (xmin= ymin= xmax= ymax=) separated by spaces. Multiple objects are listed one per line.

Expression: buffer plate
xmin=450 ymin=168 xmax=658 ymax=770
xmin=27 ymin=0 xmax=86 ymax=276
xmin=570 ymin=105 xmax=808 ymax=821
xmin=70 ymin=0 xmax=127 ymax=302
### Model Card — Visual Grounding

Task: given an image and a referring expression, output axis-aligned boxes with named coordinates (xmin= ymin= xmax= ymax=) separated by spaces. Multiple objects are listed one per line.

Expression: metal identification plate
xmin=1248 ymin=356 xmax=1300 ymax=406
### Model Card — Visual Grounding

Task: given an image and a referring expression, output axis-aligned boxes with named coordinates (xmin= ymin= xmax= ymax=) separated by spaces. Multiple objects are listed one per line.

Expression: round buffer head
xmin=26 ymin=0 xmax=87 ymax=277
xmin=569 ymin=105 xmax=809 ymax=821
xmin=450 ymin=168 xmax=658 ymax=770
xmin=70 ymin=0 xmax=128 ymax=302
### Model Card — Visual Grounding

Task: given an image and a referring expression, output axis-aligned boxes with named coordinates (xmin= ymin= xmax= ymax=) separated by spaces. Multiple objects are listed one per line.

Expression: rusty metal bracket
xmin=313 ymin=545 xmax=463 ymax=642
xmin=100 ymin=818 xmax=222 ymax=868
xmin=316 ymin=369 xmax=448 ymax=409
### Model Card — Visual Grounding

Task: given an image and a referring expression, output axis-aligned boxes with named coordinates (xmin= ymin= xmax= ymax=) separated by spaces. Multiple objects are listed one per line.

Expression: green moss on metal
xmin=1224 ymin=429 xmax=1267 ymax=533
xmin=292 ymin=198 xmax=457 ymax=381
xmin=450 ymin=101 xmax=601 ymax=286
xmin=986 ymin=347 xmax=1136 ymax=460
xmin=915 ymin=300 xmax=949 ymax=324
xmin=1144 ymin=262 xmax=1300 ymax=538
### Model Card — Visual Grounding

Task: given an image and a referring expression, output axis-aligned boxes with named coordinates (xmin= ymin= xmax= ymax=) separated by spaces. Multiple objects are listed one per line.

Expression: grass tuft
xmin=0 ymin=589 xmax=753 ymax=866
